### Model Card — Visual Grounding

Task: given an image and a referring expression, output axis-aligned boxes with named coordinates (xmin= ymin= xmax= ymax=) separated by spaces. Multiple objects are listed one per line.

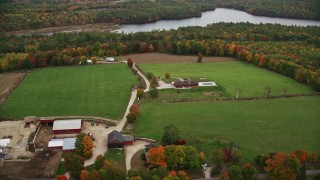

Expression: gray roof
xmin=123 ymin=135 xmax=134 ymax=142
xmin=53 ymin=119 xmax=81 ymax=131
xmin=63 ymin=138 xmax=76 ymax=150
xmin=108 ymin=130 xmax=123 ymax=143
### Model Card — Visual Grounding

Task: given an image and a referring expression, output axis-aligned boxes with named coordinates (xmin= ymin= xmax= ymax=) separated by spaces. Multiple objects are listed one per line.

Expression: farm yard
xmin=0 ymin=64 xmax=137 ymax=120
xmin=133 ymin=96 xmax=320 ymax=160
xmin=138 ymin=60 xmax=314 ymax=98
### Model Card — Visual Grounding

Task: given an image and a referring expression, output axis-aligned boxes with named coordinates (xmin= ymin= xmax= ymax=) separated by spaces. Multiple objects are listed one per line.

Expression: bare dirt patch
xmin=5 ymin=23 xmax=121 ymax=36
xmin=0 ymin=150 xmax=62 ymax=180
xmin=34 ymin=126 xmax=54 ymax=149
xmin=0 ymin=72 xmax=26 ymax=100
xmin=0 ymin=120 xmax=35 ymax=158
xmin=123 ymin=53 xmax=236 ymax=64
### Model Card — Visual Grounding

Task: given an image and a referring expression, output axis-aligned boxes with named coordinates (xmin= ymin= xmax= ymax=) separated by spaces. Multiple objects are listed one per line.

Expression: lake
xmin=115 ymin=8 xmax=320 ymax=33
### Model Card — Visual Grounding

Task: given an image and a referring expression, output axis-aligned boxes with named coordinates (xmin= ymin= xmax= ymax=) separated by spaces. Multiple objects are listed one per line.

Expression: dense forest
xmin=1 ymin=22 xmax=320 ymax=90
xmin=218 ymin=0 xmax=320 ymax=20
xmin=0 ymin=0 xmax=319 ymax=32
xmin=0 ymin=0 xmax=215 ymax=31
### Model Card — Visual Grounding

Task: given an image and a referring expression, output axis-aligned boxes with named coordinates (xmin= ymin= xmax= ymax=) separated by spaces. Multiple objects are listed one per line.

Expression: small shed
xmin=123 ymin=135 xmax=134 ymax=145
xmin=52 ymin=119 xmax=82 ymax=135
xmin=24 ymin=116 xmax=38 ymax=123
xmin=48 ymin=139 xmax=63 ymax=150
xmin=108 ymin=130 xmax=124 ymax=148
xmin=63 ymin=138 xmax=76 ymax=152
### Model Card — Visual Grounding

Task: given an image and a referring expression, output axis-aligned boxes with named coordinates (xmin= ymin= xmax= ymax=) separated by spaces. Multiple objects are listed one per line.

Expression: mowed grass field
xmin=133 ymin=96 xmax=320 ymax=160
xmin=139 ymin=61 xmax=313 ymax=97
xmin=0 ymin=64 xmax=137 ymax=119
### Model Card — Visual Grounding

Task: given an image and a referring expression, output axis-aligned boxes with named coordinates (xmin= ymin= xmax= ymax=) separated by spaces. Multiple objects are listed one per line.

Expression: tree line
xmin=0 ymin=22 xmax=319 ymax=90
xmin=218 ymin=0 xmax=320 ymax=20
xmin=1 ymin=0 xmax=320 ymax=32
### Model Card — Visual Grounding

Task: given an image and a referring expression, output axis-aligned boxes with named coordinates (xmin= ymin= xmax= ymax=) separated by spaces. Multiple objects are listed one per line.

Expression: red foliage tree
xmin=291 ymin=149 xmax=307 ymax=164
xmin=129 ymin=104 xmax=140 ymax=117
xmin=127 ymin=58 xmax=133 ymax=68
xmin=223 ymin=148 xmax=232 ymax=162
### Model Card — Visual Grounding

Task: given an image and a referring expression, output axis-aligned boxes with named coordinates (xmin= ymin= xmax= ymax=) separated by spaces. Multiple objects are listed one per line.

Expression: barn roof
xmin=63 ymin=138 xmax=76 ymax=150
xmin=53 ymin=119 xmax=81 ymax=131
xmin=0 ymin=139 xmax=11 ymax=147
xmin=108 ymin=130 xmax=124 ymax=143
xmin=123 ymin=135 xmax=134 ymax=142
xmin=48 ymin=139 xmax=63 ymax=147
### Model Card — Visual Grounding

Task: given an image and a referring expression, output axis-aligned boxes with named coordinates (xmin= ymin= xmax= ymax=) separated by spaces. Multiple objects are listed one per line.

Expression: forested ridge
xmin=1 ymin=22 xmax=320 ymax=90
xmin=0 ymin=0 xmax=215 ymax=31
xmin=0 ymin=0 xmax=320 ymax=32
xmin=218 ymin=0 xmax=320 ymax=20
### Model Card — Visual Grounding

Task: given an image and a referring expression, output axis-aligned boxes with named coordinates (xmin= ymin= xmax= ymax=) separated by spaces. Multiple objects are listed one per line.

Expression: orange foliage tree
xmin=265 ymin=152 xmax=301 ymax=180
xmin=82 ymin=135 xmax=94 ymax=159
xmin=80 ymin=170 xmax=89 ymax=180
xmin=148 ymin=146 xmax=167 ymax=167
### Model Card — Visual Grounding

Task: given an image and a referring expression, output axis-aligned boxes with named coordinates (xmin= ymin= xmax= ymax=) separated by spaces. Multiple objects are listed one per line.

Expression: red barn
xmin=48 ymin=138 xmax=76 ymax=152
xmin=52 ymin=119 xmax=82 ymax=135
xmin=123 ymin=135 xmax=134 ymax=145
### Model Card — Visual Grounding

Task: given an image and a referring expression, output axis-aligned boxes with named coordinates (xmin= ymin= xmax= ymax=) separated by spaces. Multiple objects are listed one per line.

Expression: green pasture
xmin=139 ymin=61 xmax=313 ymax=97
xmin=133 ymin=96 xmax=320 ymax=160
xmin=0 ymin=64 xmax=137 ymax=119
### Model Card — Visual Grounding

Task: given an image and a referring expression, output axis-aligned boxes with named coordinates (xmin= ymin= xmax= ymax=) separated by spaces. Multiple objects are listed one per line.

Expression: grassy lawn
xmin=139 ymin=62 xmax=313 ymax=97
xmin=133 ymin=96 xmax=320 ymax=161
xmin=0 ymin=64 xmax=137 ymax=119
xmin=105 ymin=149 xmax=126 ymax=170
xmin=156 ymin=87 xmax=225 ymax=102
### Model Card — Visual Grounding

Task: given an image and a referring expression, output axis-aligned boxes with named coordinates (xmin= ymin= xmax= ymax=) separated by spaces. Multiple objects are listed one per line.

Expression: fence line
xmin=161 ymin=92 xmax=320 ymax=103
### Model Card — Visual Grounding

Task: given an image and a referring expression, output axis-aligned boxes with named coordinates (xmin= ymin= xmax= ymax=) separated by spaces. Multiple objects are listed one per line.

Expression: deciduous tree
xmin=82 ymin=135 xmax=94 ymax=159
xmin=265 ymin=152 xmax=301 ymax=180
xmin=148 ymin=146 xmax=167 ymax=167
xmin=162 ymin=124 xmax=180 ymax=146
xmin=126 ymin=112 xmax=137 ymax=123
xmin=137 ymin=88 xmax=144 ymax=99
xmin=127 ymin=58 xmax=133 ymax=68
xmin=64 ymin=153 xmax=84 ymax=179
xmin=211 ymin=149 xmax=226 ymax=168
xmin=241 ymin=163 xmax=258 ymax=180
